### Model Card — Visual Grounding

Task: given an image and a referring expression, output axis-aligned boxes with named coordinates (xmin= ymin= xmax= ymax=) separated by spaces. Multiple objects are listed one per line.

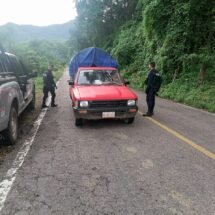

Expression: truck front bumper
xmin=73 ymin=106 xmax=138 ymax=120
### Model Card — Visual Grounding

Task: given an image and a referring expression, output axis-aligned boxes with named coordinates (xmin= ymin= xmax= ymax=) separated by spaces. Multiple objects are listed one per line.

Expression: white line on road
xmin=0 ymin=110 xmax=47 ymax=212
xmin=0 ymin=80 xmax=59 ymax=212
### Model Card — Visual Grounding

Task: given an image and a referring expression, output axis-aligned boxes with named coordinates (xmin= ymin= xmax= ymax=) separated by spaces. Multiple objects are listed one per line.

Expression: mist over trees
xmin=0 ymin=23 xmax=71 ymax=73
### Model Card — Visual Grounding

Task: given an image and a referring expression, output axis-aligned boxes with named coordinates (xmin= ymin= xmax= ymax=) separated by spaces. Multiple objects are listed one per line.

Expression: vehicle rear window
xmin=9 ymin=56 xmax=26 ymax=76
xmin=0 ymin=53 xmax=12 ymax=73
xmin=77 ymin=70 xmax=123 ymax=85
xmin=0 ymin=56 xmax=4 ymax=73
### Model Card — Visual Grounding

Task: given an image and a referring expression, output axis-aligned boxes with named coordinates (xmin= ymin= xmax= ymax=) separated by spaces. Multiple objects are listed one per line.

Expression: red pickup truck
xmin=68 ymin=66 xmax=138 ymax=126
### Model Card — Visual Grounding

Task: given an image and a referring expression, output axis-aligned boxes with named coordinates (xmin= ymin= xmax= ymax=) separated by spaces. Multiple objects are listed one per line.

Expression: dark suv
xmin=0 ymin=49 xmax=36 ymax=144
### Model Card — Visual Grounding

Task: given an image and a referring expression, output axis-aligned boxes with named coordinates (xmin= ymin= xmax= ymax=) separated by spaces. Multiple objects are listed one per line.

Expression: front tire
xmin=124 ymin=117 xmax=134 ymax=124
xmin=75 ymin=118 xmax=83 ymax=126
xmin=3 ymin=106 xmax=18 ymax=144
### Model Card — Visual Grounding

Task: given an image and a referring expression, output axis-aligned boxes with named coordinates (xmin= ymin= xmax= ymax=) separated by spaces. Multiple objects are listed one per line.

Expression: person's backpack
xmin=152 ymin=72 xmax=162 ymax=93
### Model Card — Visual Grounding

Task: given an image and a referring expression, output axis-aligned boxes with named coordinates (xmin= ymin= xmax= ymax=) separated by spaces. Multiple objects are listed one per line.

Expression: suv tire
xmin=3 ymin=105 xmax=18 ymax=144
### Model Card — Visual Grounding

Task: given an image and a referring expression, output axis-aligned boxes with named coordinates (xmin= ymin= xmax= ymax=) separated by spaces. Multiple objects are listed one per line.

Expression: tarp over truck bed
xmin=69 ymin=47 xmax=119 ymax=78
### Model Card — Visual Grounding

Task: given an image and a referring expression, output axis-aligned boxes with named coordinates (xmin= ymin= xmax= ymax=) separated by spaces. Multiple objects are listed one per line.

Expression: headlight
xmin=79 ymin=101 xmax=89 ymax=107
xmin=127 ymin=100 xmax=136 ymax=106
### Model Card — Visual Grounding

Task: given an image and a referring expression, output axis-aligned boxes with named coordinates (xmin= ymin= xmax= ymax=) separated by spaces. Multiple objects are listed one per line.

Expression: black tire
xmin=3 ymin=106 xmax=18 ymax=145
xmin=124 ymin=117 xmax=135 ymax=124
xmin=75 ymin=118 xmax=83 ymax=126
xmin=28 ymin=88 xmax=36 ymax=110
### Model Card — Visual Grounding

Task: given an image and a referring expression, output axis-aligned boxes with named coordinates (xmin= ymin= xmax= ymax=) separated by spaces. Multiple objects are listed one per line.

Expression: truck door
xmin=0 ymin=54 xmax=14 ymax=130
xmin=0 ymin=57 xmax=6 ymax=127
xmin=19 ymin=60 xmax=34 ymax=102
xmin=10 ymin=56 xmax=32 ymax=102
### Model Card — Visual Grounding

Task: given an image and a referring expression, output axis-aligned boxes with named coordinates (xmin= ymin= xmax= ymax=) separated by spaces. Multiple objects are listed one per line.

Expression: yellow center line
xmin=138 ymin=111 xmax=215 ymax=160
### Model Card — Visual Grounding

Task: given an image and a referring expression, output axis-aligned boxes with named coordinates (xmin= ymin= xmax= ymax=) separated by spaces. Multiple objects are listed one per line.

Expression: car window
xmin=19 ymin=60 xmax=29 ymax=75
xmin=77 ymin=70 xmax=122 ymax=85
xmin=9 ymin=56 xmax=26 ymax=76
xmin=0 ymin=55 xmax=5 ymax=73
xmin=1 ymin=54 xmax=12 ymax=73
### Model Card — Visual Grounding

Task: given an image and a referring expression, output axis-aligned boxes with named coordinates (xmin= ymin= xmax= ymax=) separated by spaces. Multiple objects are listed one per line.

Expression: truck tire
xmin=124 ymin=117 xmax=134 ymax=124
xmin=3 ymin=105 xmax=18 ymax=144
xmin=75 ymin=118 xmax=83 ymax=126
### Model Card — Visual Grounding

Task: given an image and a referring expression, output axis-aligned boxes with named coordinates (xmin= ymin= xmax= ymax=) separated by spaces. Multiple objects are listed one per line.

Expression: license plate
xmin=102 ymin=112 xmax=115 ymax=118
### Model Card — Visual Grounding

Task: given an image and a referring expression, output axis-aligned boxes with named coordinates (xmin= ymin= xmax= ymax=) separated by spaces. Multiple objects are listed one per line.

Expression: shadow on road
xmin=77 ymin=119 xmax=136 ymax=129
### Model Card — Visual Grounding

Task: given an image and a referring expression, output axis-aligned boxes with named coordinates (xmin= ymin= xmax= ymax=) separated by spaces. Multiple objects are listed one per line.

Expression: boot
xmin=41 ymin=104 xmax=49 ymax=109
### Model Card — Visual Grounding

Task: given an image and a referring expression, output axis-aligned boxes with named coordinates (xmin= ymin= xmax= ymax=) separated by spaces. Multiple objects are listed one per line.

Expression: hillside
xmin=0 ymin=21 xmax=73 ymax=43
xmin=67 ymin=0 xmax=214 ymax=112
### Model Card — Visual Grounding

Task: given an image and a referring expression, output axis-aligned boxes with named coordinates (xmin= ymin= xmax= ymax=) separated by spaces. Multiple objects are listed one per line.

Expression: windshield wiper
xmin=78 ymin=83 xmax=91 ymax=86
xmin=103 ymin=81 xmax=123 ymax=86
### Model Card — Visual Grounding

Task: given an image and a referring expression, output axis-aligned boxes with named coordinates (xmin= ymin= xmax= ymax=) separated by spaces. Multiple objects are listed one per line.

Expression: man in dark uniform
xmin=143 ymin=62 xmax=159 ymax=117
xmin=41 ymin=65 xmax=58 ymax=108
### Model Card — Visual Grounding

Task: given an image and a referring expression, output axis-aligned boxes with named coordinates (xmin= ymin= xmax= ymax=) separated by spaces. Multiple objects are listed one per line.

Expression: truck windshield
xmin=77 ymin=70 xmax=123 ymax=85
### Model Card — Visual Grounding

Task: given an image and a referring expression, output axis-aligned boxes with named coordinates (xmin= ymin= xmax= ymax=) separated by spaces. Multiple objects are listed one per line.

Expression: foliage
xmin=0 ymin=21 xmax=70 ymax=74
xmin=67 ymin=0 xmax=139 ymax=54
xmin=0 ymin=21 xmax=72 ymax=74
xmin=66 ymin=0 xmax=215 ymax=112
xmin=160 ymin=74 xmax=215 ymax=112
xmin=2 ymin=40 xmax=69 ymax=75
xmin=1 ymin=1 xmax=208 ymax=110
xmin=34 ymin=66 xmax=64 ymax=93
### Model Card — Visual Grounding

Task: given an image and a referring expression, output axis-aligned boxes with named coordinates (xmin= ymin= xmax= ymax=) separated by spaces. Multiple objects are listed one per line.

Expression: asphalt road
xmin=0 ymin=71 xmax=215 ymax=215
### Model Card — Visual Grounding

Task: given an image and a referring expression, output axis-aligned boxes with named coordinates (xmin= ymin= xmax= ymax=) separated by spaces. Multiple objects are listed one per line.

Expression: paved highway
xmin=0 ymin=71 xmax=215 ymax=214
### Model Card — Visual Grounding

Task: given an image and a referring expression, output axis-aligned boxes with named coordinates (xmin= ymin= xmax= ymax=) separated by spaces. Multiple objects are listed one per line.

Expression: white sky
xmin=0 ymin=0 xmax=77 ymax=26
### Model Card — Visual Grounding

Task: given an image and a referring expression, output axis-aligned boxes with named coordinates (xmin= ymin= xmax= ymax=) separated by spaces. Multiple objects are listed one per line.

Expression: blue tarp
xmin=69 ymin=47 xmax=119 ymax=78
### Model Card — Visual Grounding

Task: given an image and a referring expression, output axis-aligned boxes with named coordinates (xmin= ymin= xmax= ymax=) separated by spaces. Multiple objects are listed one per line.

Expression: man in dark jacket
xmin=41 ymin=65 xmax=58 ymax=108
xmin=143 ymin=62 xmax=159 ymax=116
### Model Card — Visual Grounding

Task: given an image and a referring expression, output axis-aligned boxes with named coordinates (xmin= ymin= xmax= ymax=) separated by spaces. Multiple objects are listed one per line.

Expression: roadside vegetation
xmin=14 ymin=40 xmax=66 ymax=118
xmin=1 ymin=39 xmax=67 ymax=98
xmin=67 ymin=0 xmax=214 ymax=112
xmin=0 ymin=39 xmax=66 ymax=160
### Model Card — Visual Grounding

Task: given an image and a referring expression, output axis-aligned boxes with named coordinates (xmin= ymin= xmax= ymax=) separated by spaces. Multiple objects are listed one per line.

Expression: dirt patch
xmin=0 ymin=142 xmax=14 ymax=165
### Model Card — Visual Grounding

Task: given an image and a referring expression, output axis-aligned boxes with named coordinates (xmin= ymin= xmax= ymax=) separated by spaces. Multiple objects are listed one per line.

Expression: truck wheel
xmin=75 ymin=118 xmax=83 ymax=126
xmin=28 ymin=88 xmax=35 ymax=110
xmin=124 ymin=117 xmax=134 ymax=124
xmin=3 ymin=106 xmax=18 ymax=144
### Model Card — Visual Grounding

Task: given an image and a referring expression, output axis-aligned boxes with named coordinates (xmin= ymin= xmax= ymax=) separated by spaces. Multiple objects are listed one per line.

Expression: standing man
xmin=143 ymin=62 xmax=161 ymax=117
xmin=41 ymin=65 xmax=58 ymax=108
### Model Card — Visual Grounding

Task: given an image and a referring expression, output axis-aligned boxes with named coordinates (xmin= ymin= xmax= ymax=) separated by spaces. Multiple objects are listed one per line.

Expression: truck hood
xmin=76 ymin=85 xmax=137 ymax=100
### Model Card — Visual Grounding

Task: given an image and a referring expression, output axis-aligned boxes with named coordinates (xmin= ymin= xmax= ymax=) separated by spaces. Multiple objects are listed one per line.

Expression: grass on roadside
xmin=34 ymin=68 xmax=65 ymax=93
xmin=124 ymin=70 xmax=215 ymax=113
xmin=32 ymin=67 xmax=65 ymax=119
xmin=159 ymin=76 xmax=215 ymax=113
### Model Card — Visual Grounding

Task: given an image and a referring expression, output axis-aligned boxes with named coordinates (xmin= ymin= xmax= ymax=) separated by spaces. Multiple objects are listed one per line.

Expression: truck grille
xmin=89 ymin=100 xmax=127 ymax=108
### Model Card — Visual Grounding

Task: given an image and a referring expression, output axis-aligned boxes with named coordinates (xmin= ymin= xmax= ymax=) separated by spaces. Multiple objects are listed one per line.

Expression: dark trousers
xmin=146 ymin=89 xmax=155 ymax=114
xmin=42 ymin=86 xmax=56 ymax=106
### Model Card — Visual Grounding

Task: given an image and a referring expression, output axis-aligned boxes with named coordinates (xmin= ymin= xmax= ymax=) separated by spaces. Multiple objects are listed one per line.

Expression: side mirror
xmin=29 ymin=71 xmax=37 ymax=78
xmin=68 ymin=80 xmax=74 ymax=86
xmin=19 ymin=76 xmax=28 ymax=84
xmin=124 ymin=80 xmax=130 ymax=85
